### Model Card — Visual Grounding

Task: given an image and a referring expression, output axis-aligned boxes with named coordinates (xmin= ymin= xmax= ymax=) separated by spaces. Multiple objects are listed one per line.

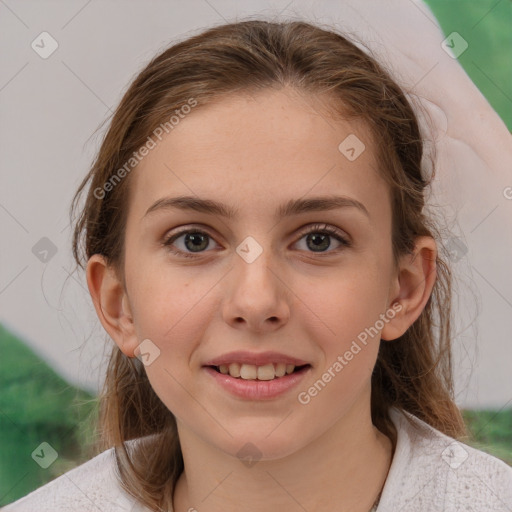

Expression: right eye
xmin=162 ymin=228 xmax=220 ymax=259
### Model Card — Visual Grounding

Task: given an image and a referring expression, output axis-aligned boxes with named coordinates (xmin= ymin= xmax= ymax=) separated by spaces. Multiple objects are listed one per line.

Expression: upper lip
xmin=203 ymin=351 xmax=310 ymax=367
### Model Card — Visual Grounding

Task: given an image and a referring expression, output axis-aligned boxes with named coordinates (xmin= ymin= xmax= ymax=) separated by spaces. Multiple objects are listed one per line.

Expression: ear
xmin=86 ymin=254 xmax=138 ymax=357
xmin=381 ymin=236 xmax=437 ymax=341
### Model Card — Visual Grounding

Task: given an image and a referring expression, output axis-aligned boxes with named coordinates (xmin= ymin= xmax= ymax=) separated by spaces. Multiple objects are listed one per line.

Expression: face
xmin=110 ymin=87 xmax=401 ymax=459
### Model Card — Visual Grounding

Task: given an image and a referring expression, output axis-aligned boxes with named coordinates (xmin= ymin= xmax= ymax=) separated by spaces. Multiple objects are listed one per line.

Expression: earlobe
xmin=381 ymin=236 xmax=437 ymax=341
xmin=86 ymin=254 xmax=138 ymax=357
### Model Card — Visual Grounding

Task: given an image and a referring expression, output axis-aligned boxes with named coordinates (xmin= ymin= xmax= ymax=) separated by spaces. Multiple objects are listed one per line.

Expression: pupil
xmin=308 ymin=233 xmax=329 ymax=251
xmin=185 ymin=233 xmax=208 ymax=252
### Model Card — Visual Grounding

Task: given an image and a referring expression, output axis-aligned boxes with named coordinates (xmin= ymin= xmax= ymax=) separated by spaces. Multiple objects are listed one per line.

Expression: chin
xmin=216 ymin=425 xmax=309 ymax=463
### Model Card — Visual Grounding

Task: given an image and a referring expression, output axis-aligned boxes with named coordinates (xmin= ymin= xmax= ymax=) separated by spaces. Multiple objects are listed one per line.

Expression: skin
xmin=87 ymin=86 xmax=437 ymax=512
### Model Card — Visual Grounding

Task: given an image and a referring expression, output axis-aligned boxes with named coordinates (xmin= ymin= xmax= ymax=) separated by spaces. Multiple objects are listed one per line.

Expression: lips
xmin=203 ymin=350 xmax=310 ymax=367
xmin=204 ymin=364 xmax=311 ymax=399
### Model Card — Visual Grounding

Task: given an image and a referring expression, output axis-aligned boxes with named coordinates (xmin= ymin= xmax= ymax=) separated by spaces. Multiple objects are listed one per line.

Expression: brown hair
xmin=70 ymin=19 xmax=468 ymax=511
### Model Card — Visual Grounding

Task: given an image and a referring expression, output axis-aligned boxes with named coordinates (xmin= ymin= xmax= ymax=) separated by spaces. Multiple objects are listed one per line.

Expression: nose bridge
xmin=233 ymin=233 xmax=278 ymax=291
xmin=224 ymin=232 xmax=290 ymax=329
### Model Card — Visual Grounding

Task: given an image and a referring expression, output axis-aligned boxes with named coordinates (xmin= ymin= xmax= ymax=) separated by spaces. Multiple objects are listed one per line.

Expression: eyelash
xmin=161 ymin=223 xmax=351 ymax=259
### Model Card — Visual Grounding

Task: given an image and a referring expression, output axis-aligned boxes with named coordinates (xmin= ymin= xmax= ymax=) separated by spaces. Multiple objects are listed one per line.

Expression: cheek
xmin=125 ymin=266 xmax=218 ymax=395
xmin=126 ymin=250 xmax=208 ymax=338
xmin=295 ymin=261 xmax=389 ymax=353
xmin=131 ymin=291 xmax=214 ymax=420
xmin=132 ymin=282 xmax=212 ymax=357
xmin=292 ymin=268 xmax=386 ymax=415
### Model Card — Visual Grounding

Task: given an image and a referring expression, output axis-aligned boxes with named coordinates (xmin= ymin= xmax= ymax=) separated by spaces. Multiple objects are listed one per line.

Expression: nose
xmin=222 ymin=245 xmax=291 ymax=333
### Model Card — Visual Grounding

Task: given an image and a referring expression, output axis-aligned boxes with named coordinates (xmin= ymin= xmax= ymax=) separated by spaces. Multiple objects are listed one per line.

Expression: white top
xmin=4 ymin=407 xmax=512 ymax=511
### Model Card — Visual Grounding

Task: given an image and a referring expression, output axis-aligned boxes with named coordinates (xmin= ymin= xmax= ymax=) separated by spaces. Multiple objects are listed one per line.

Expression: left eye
xmin=162 ymin=223 xmax=350 ymax=259
xmin=294 ymin=223 xmax=351 ymax=254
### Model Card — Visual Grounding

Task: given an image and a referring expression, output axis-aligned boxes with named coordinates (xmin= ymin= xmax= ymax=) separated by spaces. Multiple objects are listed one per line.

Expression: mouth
xmin=207 ymin=363 xmax=311 ymax=381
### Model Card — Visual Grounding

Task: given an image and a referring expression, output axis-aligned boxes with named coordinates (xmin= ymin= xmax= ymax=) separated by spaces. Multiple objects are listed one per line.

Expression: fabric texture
xmin=4 ymin=406 xmax=512 ymax=511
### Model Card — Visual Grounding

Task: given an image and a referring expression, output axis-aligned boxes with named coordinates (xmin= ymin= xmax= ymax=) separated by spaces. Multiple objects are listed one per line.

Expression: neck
xmin=172 ymin=396 xmax=393 ymax=512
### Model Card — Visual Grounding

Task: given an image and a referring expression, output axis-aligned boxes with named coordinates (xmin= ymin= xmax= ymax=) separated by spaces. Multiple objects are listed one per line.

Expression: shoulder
xmin=378 ymin=406 xmax=512 ymax=512
xmin=2 ymin=447 xmax=150 ymax=512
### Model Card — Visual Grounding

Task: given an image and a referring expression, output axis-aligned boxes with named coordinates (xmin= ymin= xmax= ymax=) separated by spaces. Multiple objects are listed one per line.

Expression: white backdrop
xmin=1 ymin=0 xmax=511 ymax=409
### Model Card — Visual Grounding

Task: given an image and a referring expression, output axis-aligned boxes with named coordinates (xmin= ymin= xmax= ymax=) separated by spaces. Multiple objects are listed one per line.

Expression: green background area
xmin=424 ymin=0 xmax=512 ymax=130
xmin=1 ymin=1 xmax=511 ymax=505
xmin=0 ymin=324 xmax=97 ymax=505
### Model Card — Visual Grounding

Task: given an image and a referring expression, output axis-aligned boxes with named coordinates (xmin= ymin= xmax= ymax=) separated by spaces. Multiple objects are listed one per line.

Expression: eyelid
xmin=296 ymin=223 xmax=350 ymax=244
xmin=162 ymin=224 xmax=220 ymax=245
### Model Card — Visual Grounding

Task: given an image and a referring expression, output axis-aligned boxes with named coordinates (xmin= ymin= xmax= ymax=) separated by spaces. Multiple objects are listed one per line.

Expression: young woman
xmin=5 ymin=19 xmax=512 ymax=512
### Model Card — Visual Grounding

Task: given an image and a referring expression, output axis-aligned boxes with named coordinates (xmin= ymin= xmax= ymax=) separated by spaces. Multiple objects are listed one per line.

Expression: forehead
xmin=129 ymin=88 xmax=390 ymax=225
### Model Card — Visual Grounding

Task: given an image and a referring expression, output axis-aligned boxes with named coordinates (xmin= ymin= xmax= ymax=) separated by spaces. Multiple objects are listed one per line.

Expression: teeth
xmin=228 ymin=363 xmax=241 ymax=378
xmin=240 ymin=364 xmax=257 ymax=379
xmin=220 ymin=363 xmax=300 ymax=380
xmin=275 ymin=363 xmax=286 ymax=377
xmin=257 ymin=364 xmax=275 ymax=381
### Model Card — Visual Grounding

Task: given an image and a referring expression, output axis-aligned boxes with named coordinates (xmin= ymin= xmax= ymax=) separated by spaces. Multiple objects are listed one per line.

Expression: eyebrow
xmin=143 ymin=194 xmax=370 ymax=220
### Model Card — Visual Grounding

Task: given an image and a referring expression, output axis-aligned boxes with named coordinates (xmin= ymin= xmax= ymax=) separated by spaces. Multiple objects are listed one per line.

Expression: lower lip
xmin=203 ymin=366 xmax=311 ymax=400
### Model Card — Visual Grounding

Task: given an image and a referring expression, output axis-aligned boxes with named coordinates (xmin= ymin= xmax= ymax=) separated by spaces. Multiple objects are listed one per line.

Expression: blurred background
xmin=1 ymin=0 xmax=511 ymax=505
